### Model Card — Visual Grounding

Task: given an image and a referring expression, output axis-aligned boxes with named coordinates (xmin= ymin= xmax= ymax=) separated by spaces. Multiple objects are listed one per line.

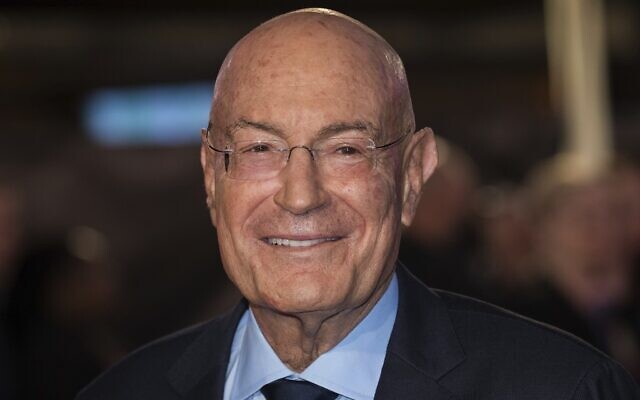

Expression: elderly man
xmin=78 ymin=9 xmax=639 ymax=400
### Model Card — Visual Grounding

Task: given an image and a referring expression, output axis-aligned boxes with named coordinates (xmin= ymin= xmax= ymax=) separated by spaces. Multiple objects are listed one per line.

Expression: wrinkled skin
xmin=200 ymin=8 xmax=437 ymax=371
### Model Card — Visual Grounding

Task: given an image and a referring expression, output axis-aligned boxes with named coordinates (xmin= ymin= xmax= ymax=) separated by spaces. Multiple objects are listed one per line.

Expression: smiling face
xmin=201 ymin=11 xmax=435 ymax=316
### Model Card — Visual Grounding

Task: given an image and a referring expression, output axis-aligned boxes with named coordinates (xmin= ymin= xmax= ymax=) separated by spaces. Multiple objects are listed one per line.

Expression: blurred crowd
xmin=401 ymin=138 xmax=640 ymax=381
xmin=0 ymin=194 xmax=124 ymax=399
xmin=0 ymin=138 xmax=638 ymax=398
xmin=0 ymin=163 xmax=237 ymax=399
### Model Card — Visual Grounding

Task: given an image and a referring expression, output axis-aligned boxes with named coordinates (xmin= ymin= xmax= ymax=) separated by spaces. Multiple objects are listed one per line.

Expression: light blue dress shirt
xmin=224 ymin=273 xmax=398 ymax=400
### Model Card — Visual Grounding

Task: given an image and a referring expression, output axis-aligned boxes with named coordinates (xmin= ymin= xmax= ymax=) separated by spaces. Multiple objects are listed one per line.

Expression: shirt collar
xmin=228 ymin=273 xmax=398 ymax=400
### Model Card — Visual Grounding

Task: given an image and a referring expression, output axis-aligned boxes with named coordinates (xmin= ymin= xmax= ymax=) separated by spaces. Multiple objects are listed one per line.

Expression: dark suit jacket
xmin=77 ymin=266 xmax=639 ymax=399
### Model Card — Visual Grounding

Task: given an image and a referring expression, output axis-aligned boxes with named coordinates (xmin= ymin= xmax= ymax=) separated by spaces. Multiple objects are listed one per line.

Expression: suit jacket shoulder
xmin=375 ymin=266 xmax=639 ymax=399
xmin=78 ymin=266 xmax=638 ymax=399
xmin=76 ymin=302 xmax=247 ymax=400
xmin=442 ymin=290 xmax=636 ymax=397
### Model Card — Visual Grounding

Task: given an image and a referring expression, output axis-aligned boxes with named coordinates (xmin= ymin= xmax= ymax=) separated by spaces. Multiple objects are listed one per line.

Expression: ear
xmin=200 ymin=128 xmax=218 ymax=227
xmin=401 ymin=127 xmax=438 ymax=227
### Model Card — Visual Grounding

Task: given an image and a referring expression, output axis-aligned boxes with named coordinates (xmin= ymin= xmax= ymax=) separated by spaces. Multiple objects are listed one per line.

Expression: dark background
xmin=0 ymin=1 xmax=639 ymax=397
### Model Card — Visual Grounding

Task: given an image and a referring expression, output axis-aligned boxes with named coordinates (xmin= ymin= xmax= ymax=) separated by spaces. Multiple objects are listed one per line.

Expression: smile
xmin=264 ymin=237 xmax=341 ymax=247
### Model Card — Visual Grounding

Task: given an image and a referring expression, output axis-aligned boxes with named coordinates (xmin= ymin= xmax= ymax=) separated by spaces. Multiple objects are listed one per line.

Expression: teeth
xmin=267 ymin=238 xmax=336 ymax=247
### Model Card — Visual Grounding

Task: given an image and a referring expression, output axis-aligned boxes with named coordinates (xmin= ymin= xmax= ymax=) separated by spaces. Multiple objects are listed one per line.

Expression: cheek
xmin=367 ymin=161 xmax=404 ymax=222
xmin=342 ymin=168 xmax=403 ymax=257
xmin=214 ymin=181 xmax=272 ymax=281
xmin=366 ymin=163 xmax=405 ymax=252
xmin=331 ymin=179 xmax=384 ymax=229
xmin=217 ymin=178 xmax=273 ymax=230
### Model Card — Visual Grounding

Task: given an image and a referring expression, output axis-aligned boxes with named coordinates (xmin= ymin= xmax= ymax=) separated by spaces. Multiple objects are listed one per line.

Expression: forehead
xmin=227 ymin=81 xmax=385 ymax=138
xmin=213 ymin=22 xmax=392 ymax=138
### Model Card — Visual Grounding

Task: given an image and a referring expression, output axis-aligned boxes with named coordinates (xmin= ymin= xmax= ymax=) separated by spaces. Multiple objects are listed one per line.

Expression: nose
xmin=273 ymin=146 xmax=329 ymax=214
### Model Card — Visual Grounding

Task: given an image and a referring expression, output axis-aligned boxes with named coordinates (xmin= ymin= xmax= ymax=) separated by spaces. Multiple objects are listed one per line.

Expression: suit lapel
xmin=375 ymin=352 xmax=458 ymax=400
xmin=375 ymin=265 xmax=465 ymax=399
xmin=165 ymin=300 xmax=249 ymax=399
xmin=163 ymin=265 xmax=465 ymax=399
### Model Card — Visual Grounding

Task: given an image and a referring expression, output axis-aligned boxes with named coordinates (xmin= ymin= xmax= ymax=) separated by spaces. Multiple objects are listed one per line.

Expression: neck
xmin=250 ymin=277 xmax=392 ymax=372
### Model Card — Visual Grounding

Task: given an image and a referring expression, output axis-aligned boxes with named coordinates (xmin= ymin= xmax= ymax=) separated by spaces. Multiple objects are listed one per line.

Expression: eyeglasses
xmin=202 ymin=127 xmax=411 ymax=181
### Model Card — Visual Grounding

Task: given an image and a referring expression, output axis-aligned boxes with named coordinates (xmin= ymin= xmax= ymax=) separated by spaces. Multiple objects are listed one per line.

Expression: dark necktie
xmin=261 ymin=378 xmax=338 ymax=400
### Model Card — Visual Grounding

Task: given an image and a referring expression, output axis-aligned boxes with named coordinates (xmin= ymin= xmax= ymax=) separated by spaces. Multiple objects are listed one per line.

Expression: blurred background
xmin=0 ymin=0 xmax=639 ymax=397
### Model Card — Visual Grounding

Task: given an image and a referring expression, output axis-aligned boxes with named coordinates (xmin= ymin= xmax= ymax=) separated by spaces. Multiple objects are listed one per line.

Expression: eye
xmin=238 ymin=142 xmax=275 ymax=153
xmin=335 ymin=145 xmax=361 ymax=155
xmin=316 ymin=138 xmax=371 ymax=161
xmin=249 ymin=143 xmax=271 ymax=152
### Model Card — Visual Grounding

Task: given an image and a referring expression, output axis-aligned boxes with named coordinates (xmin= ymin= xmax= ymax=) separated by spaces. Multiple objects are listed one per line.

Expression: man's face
xmin=202 ymin=31 xmax=426 ymax=316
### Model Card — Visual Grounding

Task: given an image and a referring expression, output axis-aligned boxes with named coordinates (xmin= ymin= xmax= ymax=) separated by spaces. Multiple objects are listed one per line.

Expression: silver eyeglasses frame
xmin=201 ymin=124 xmax=413 ymax=177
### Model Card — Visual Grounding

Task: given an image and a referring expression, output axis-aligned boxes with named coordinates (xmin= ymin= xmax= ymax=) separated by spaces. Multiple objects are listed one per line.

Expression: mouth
xmin=262 ymin=237 xmax=342 ymax=248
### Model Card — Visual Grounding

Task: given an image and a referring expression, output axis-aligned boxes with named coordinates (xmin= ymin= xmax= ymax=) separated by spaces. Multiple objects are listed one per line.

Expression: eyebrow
xmin=225 ymin=118 xmax=283 ymax=140
xmin=318 ymin=121 xmax=381 ymax=139
xmin=224 ymin=118 xmax=381 ymax=141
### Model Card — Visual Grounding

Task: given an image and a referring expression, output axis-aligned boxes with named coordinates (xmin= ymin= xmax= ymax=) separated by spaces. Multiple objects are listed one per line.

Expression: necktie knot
xmin=261 ymin=378 xmax=338 ymax=400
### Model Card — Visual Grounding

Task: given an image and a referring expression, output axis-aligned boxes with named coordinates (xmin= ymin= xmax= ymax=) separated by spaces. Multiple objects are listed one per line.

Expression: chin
xmin=261 ymin=277 xmax=349 ymax=315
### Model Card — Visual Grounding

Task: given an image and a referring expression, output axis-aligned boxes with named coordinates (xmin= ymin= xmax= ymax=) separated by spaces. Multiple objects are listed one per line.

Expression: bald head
xmin=200 ymin=9 xmax=438 ymax=344
xmin=209 ymin=8 xmax=415 ymax=139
